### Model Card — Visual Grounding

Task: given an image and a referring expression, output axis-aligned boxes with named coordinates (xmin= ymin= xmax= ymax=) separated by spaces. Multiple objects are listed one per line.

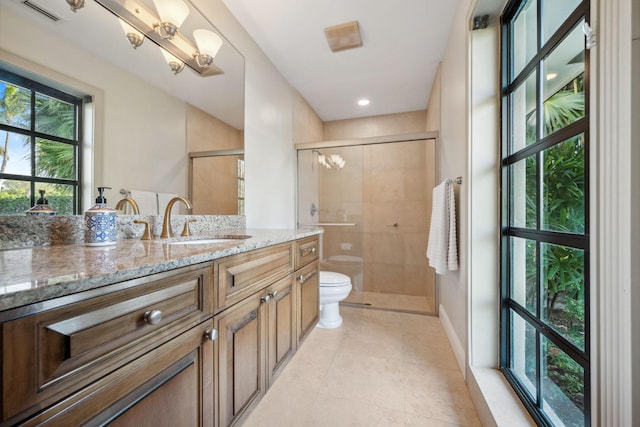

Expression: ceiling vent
xmin=21 ymin=0 xmax=60 ymax=22
xmin=324 ymin=21 xmax=362 ymax=53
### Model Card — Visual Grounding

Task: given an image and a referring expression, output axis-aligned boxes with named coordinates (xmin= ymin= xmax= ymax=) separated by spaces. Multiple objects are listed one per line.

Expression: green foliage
xmin=1 ymin=79 xmax=78 ymax=213
xmin=521 ymin=73 xmax=586 ymax=412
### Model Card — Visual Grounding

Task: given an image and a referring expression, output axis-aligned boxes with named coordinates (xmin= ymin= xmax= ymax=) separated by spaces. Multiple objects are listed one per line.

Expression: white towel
xmin=158 ymin=193 xmax=181 ymax=216
xmin=130 ymin=190 xmax=158 ymax=215
xmin=427 ymin=180 xmax=458 ymax=274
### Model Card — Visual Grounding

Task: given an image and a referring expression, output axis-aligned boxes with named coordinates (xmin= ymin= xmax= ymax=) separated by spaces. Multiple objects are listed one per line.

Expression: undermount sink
xmin=166 ymin=235 xmax=252 ymax=245
xmin=167 ymin=239 xmax=236 ymax=245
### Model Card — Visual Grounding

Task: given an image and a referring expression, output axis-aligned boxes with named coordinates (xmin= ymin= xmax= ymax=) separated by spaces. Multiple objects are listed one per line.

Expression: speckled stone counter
xmin=0 ymin=228 xmax=322 ymax=311
xmin=0 ymin=215 xmax=246 ymax=250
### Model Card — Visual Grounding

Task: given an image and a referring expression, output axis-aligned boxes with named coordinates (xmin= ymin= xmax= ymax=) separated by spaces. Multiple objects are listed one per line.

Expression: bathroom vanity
xmin=0 ymin=229 xmax=320 ymax=426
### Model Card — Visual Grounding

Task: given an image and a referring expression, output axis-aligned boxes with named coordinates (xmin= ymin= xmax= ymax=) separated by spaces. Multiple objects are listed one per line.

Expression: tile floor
xmin=242 ymin=306 xmax=481 ymax=427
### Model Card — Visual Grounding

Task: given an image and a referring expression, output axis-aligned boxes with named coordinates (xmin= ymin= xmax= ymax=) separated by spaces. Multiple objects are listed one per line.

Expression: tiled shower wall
xmin=319 ymin=139 xmax=436 ymax=305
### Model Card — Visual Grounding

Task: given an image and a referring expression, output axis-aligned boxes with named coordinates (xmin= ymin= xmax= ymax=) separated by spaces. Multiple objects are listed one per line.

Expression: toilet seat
xmin=319 ymin=271 xmax=351 ymax=287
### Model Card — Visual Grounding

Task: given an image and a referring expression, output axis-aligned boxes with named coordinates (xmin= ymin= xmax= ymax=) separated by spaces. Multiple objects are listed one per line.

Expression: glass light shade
xmin=118 ymin=19 xmax=144 ymax=48
xmin=193 ymin=29 xmax=223 ymax=58
xmin=119 ymin=19 xmax=142 ymax=37
xmin=152 ymin=0 xmax=190 ymax=27
xmin=160 ymin=48 xmax=184 ymax=74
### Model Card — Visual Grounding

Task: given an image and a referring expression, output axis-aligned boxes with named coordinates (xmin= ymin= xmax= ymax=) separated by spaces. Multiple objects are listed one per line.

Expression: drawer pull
xmin=268 ymin=290 xmax=278 ymax=299
xmin=205 ymin=329 xmax=218 ymax=341
xmin=297 ymin=270 xmax=317 ymax=284
xmin=261 ymin=295 xmax=271 ymax=304
xmin=300 ymin=246 xmax=317 ymax=257
xmin=143 ymin=309 xmax=163 ymax=325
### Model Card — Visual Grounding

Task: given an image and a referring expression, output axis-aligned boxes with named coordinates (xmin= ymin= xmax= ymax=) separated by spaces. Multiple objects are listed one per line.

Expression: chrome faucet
xmin=114 ymin=197 xmax=140 ymax=214
xmin=161 ymin=196 xmax=193 ymax=238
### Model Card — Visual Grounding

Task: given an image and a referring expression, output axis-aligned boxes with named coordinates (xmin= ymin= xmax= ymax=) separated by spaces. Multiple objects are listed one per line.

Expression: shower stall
xmin=297 ymin=136 xmax=438 ymax=315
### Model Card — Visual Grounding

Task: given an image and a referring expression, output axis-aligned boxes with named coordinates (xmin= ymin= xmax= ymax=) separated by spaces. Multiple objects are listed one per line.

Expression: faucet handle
xmin=181 ymin=218 xmax=197 ymax=237
xmin=134 ymin=219 xmax=152 ymax=240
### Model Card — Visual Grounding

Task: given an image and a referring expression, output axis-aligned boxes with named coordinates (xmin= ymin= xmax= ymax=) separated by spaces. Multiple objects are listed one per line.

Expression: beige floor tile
xmin=306 ymin=395 xmax=406 ymax=427
xmin=321 ymin=351 xmax=405 ymax=412
xmin=239 ymin=307 xmax=481 ymax=427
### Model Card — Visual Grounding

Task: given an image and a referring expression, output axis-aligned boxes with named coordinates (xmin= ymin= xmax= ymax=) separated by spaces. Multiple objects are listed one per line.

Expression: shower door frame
xmin=295 ymin=131 xmax=441 ymax=315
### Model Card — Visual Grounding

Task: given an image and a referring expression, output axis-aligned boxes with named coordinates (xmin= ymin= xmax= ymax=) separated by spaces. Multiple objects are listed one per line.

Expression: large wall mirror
xmin=0 ymin=0 xmax=244 ymax=215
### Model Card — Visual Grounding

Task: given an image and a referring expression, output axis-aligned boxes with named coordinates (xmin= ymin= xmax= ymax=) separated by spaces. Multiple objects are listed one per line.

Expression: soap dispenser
xmin=84 ymin=186 xmax=117 ymax=246
xmin=26 ymin=190 xmax=56 ymax=216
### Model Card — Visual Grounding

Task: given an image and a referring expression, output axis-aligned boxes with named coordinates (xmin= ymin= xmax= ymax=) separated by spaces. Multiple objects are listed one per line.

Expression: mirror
xmin=0 ymin=0 xmax=244 ymax=214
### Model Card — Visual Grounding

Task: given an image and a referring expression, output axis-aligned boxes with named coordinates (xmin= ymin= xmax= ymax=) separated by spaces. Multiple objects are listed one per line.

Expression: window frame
xmin=500 ymin=1 xmax=591 ymax=425
xmin=0 ymin=68 xmax=83 ymax=214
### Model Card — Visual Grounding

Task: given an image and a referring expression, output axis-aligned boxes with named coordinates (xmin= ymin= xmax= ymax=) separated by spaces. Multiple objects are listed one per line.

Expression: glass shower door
xmin=297 ymin=139 xmax=437 ymax=314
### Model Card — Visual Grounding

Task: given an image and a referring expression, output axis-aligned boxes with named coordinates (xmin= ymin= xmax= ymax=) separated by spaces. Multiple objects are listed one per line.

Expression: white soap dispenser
xmin=84 ymin=186 xmax=117 ymax=246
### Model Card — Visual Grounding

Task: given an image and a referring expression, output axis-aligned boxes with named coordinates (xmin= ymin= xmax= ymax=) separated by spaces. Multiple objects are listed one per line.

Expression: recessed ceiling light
xmin=546 ymin=73 xmax=558 ymax=80
xmin=357 ymin=98 xmax=370 ymax=106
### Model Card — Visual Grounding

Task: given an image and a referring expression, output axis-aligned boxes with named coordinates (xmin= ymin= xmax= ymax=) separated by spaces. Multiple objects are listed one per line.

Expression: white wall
xmin=469 ymin=20 xmax=500 ymax=369
xmin=438 ymin=0 xmax=473 ymax=370
xmin=0 ymin=9 xmax=188 ymax=208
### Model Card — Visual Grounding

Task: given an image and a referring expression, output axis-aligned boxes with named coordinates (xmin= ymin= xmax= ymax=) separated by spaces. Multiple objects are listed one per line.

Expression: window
xmin=0 ymin=69 xmax=83 ymax=215
xmin=500 ymin=1 xmax=590 ymax=426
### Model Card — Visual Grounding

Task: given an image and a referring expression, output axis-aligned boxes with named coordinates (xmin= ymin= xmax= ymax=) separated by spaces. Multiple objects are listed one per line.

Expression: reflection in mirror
xmin=189 ymin=150 xmax=244 ymax=215
xmin=0 ymin=0 xmax=244 ymax=215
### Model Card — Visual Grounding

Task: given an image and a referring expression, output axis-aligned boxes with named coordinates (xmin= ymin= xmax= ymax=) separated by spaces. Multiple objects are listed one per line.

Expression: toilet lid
xmin=319 ymin=271 xmax=351 ymax=287
xmin=327 ymin=255 xmax=363 ymax=265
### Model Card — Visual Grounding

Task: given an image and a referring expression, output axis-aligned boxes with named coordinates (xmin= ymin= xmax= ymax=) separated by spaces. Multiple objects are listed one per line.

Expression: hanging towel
xmin=129 ymin=190 xmax=159 ymax=215
xmin=426 ymin=180 xmax=459 ymax=274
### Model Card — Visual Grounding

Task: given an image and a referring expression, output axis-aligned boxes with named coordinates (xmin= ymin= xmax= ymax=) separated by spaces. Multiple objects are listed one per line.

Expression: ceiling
xmin=222 ymin=0 xmax=461 ymax=122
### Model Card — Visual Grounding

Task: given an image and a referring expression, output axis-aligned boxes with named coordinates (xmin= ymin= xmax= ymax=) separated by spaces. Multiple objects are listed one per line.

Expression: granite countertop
xmin=0 ymin=228 xmax=322 ymax=311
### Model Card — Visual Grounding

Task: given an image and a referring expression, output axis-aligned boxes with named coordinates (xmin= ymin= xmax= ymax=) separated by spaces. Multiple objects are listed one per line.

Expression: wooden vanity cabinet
xmin=294 ymin=236 xmax=320 ymax=344
xmin=19 ymin=318 xmax=214 ymax=427
xmin=213 ymin=244 xmax=297 ymax=427
xmin=0 ymin=262 xmax=214 ymax=426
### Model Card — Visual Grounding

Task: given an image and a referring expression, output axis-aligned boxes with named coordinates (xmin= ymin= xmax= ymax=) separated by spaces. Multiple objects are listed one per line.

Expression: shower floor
xmin=342 ymin=290 xmax=435 ymax=315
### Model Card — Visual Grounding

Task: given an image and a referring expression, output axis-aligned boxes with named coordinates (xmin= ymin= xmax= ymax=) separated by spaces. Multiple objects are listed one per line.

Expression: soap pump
xmin=26 ymin=190 xmax=56 ymax=216
xmin=84 ymin=186 xmax=117 ymax=246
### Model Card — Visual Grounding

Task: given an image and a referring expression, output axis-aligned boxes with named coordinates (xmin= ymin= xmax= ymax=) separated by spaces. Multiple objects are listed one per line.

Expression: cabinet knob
xmin=143 ymin=309 xmax=163 ymax=325
xmin=261 ymin=295 xmax=271 ymax=303
xmin=268 ymin=290 xmax=278 ymax=298
xmin=297 ymin=270 xmax=317 ymax=284
xmin=205 ymin=329 xmax=218 ymax=341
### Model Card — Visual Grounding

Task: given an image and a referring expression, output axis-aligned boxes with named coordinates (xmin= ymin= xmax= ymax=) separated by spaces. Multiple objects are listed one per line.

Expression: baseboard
xmin=438 ymin=303 xmax=466 ymax=377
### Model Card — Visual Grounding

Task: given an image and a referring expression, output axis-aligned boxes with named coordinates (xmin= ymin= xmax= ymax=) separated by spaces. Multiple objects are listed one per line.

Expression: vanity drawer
xmin=214 ymin=242 xmax=294 ymax=313
xmin=295 ymin=235 xmax=319 ymax=269
xmin=0 ymin=262 xmax=213 ymax=423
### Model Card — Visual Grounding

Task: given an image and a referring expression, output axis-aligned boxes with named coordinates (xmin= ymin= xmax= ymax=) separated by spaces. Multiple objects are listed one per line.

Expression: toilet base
xmin=316 ymin=302 xmax=343 ymax=329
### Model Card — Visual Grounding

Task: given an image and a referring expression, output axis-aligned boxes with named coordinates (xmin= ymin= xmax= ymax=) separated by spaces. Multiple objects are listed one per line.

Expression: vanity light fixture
xmin=119 ymin=19 xmax=144 ymax=49
xmin=193 ymin=29 xmax=223 ymax=67
xmin=65 ymin=0 xmax=85 ymax=12
xmin=151 ymin=0 xmax=190 ymax=40
xmin=161 ymin=48 xmax=185 ymax=74
xmin=92 ymin=0 xmax=224 ymax=76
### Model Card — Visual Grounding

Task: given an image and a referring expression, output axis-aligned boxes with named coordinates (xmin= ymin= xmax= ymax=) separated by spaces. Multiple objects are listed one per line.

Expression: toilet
xmin=320 ymin=255 xmax=363 ymax=292
xmin=317 ymin=271 xmax=352 ymax=329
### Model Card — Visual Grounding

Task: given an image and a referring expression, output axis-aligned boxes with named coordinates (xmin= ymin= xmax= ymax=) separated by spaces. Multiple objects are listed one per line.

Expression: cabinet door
xmin=296 ymin=260 xmax=319 ymax=344
xmin=20 ymin=319 xmax=214 ymax=427
xmin=214 ymin=292 xmax=266 ymax=427
xmin=266 ymin=274 xmax=296 ymax=386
